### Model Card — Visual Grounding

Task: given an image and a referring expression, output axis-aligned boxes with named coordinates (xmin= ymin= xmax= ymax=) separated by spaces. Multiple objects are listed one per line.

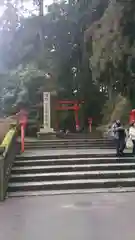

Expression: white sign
xmin=43 ymin=92 xmax=51 ymax=129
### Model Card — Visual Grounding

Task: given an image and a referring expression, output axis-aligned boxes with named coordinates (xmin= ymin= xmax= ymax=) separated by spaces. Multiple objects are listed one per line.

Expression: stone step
xmin=22 ymin=138 xmax=115 ymax=150
xmin=24 ymin=141 xmax=114 ymax=144
xmin=24 ymin=137 xmax=111 ymax=141
xmin=24 ymin=140 xmax=114 ymax=145
xmin=15 ymin=153 xmax=121 ymax=160
xmin=7 ymin=187 xmax=135 ymax=198
xmin=24 ymin=142 xmax=115 ymax=150
xmin=24 ymin=142 xmax=114 ymax=146
xmin=14 ymin=156 xmax=135 ymax=165
xmin=23 ymin=138 xmax=113 ymax=143
xmin=24 ymin=145 xmax=115 ymax=150
xmin=10 ymin=169 xmax=135 ymax=182
xmin=39 ymin=132 xmax=103 ymax=139
xmin=12 ymin=162 xmax=135 ymax=174
xmin=8 ymin=151 xmax=135 ymax=196
xmin=8 ymin=178 xmax=135 ymax=192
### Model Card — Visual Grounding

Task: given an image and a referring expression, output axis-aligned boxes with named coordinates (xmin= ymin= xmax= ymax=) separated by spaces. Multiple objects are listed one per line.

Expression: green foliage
xmin=0 ymin=0 xmax=133 ymax=127
xmin=102 ymin=94 xmax=131 ymax=125
xmin=1 ymin=63 xmax=58 ymax=113
xmin=86 ymin=0 xmax=135 ymax=106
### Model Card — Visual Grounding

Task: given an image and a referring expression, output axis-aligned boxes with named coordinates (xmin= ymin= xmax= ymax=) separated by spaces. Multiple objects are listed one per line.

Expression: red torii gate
xmin=56 ymin=100 xmax=84 ymax=131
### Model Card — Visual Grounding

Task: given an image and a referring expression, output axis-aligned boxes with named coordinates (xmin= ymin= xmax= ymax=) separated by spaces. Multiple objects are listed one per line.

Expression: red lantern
xmin=88 ymin=118 xmax=92 ymax=124
xmin=129 ymin=109 xmax=135 ymax=124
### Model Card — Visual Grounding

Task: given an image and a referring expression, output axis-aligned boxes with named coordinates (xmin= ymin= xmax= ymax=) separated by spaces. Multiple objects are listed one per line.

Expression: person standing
xmin=129 ymin=121 xmax=135 ymax=155
xmin=112 ymin=120 xmax=126 ymax=156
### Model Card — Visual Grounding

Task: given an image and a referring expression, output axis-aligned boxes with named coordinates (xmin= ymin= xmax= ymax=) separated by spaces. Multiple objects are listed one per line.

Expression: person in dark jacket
xmin=112 ymin=120 xmax=126 ymax=156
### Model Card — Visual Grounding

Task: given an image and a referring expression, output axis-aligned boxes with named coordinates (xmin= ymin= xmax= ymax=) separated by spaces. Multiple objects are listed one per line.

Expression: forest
xmin=0 ymin=0 xmax=134 ymax=129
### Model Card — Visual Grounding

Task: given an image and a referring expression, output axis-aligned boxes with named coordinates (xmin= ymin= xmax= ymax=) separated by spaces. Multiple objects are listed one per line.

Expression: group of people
xmin=112 ymin=120 xmax=135 ymax=156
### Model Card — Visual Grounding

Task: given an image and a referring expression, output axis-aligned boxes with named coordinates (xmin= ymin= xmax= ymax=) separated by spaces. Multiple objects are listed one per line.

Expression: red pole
xmin=21 ymin=124 xmax=25 ymax=152
xmin=17 ymin=109 xmax=28 ymax=153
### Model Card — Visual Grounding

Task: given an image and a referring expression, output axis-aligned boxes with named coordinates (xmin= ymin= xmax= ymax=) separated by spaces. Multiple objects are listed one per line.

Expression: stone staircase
xmin=7 ymin=137 xmax=135 ymax=197
xmin=7 ymin=139 xmax=135 ymax=196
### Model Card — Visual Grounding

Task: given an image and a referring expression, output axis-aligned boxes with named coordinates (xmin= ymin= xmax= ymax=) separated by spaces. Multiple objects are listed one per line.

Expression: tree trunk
xmin=39 ymin=0 xmax=44 ymax=16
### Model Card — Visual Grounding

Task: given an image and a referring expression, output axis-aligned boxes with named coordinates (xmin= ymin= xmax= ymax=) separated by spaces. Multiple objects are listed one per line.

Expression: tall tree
xmin=0 ymin=0 xmax=109 ymax=123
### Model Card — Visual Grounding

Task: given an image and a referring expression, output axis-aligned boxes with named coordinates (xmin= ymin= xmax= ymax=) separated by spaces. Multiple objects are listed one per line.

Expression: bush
xmin=0 ymin=117 xmax=17 ymax=144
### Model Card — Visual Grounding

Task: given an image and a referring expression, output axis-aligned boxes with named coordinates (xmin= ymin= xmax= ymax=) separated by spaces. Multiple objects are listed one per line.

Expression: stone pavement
xmin=0 ymin=192 xmax=135 ymax=240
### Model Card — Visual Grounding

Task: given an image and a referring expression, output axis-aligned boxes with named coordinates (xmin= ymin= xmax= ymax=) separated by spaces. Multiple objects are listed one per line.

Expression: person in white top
xmin=129 ymin=121 xmax=135 ymax=154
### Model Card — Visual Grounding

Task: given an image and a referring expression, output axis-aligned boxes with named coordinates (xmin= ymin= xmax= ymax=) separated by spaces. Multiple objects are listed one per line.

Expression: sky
xmin=0 ymin=0 xmax=54 ymax=17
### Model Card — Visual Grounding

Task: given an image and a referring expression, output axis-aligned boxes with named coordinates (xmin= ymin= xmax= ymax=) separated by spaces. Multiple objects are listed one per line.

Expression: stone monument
xmin=43 ymin=92 xmax=53 ymax=132
xmin=38 ymin=92 xmax=55 ymax=138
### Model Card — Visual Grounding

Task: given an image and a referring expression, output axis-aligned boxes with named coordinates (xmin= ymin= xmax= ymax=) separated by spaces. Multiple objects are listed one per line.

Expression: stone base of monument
xmin=37 ymin=128 xmax=56 ymax=139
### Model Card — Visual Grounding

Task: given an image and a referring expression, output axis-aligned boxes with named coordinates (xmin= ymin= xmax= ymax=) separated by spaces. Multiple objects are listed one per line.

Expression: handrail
xmin=0 ymin=126 xmax=19 ymax=201
xmin=0 ymin=127 xmax=16 ymax=156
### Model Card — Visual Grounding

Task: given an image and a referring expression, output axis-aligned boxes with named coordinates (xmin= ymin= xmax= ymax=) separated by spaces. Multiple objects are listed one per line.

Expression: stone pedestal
xmin=37 ymin=128 xmax=56 ymax=139
xmin=39 ymin=127 xmax=54 ymax=133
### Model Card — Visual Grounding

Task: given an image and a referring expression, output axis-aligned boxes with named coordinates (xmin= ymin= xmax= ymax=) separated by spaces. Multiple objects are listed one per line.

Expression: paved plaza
xmin=0 ymin=192 xmax=135 ymax=240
